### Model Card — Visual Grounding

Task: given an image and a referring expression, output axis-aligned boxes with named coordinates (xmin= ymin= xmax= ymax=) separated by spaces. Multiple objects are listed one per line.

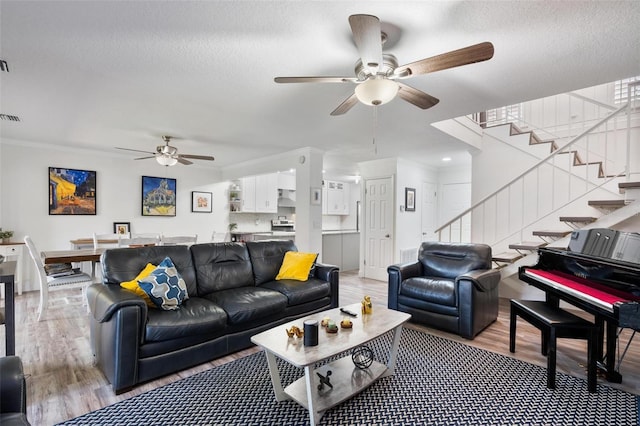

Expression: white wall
xmin=1 ymin=139 xmax=227 ymax=291
xmin=395 ymin=158 xmax=438 ymax=262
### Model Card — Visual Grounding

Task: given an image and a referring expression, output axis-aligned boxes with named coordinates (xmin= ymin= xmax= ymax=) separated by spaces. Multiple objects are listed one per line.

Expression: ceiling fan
xmin=116 ymin=136 xmax=215 ymax=166
xmin=275 ymin=14 xmax=494 ymax=115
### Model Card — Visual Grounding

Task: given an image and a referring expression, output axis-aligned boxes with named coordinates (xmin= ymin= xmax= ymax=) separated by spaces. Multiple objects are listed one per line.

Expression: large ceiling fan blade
xmin=349 ymin=14 xmax=383 ymax=74
xmin=274 ymin=76 xmax=357 ymax=84
xmin=134 ymin=156 xmax=156 ymax=160
xmin=116 ymin=147 xmax=156 ymax=155
xmin=397 ymin=82 xmax=440 ymax=109
xmin=176 ymin=157 xmax=193 ymax=165
xmin=179 ymin=154 xmax=215 ymax=161
xmin=330 ymin=93 xmax=359 ymax=116
xmin=394 ymin=42 xmax=494 ymax=78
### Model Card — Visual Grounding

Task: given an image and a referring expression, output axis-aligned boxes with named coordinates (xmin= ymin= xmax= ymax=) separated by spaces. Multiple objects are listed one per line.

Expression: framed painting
xmin=405 ymin=187 xmax=416 ymax=212
xmin=142 ymin=176 xmax=176 ymax=216
xmin=49 ymin=167 xmax=97 ymax=215
xmin=113 ymin=222 xmax=131 ymax=235
xmin=191 ymin=191 xmax=212 ymax=213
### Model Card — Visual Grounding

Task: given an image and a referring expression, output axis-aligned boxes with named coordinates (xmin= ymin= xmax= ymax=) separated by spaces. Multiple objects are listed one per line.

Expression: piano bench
xmin=509 ymin=299 xmax=598 ymax=393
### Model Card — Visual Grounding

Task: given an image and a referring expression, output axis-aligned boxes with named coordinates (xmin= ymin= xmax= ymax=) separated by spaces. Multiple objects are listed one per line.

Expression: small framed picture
xmin=405 ymin=187 xmax=416 ymax=212
xmin=311 ymin=187 xmax=321 ymax=205
xmin=192 ymin=191 xmax=212 ymax=213
xmin=113 ymin=222 xmax=130 ymax=235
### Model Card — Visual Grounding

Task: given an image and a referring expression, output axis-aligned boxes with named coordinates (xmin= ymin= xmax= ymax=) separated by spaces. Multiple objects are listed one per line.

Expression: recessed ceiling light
xmin=442 ymin=157 xmax=452 ymax=162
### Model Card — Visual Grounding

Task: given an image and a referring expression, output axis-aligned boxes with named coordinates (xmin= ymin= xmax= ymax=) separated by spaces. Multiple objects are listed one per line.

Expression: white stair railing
xmin=436 ymin=101 xmax=632 ymax=249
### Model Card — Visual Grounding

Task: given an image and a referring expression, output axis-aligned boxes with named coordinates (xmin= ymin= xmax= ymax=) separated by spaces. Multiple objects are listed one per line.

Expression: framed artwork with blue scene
xmin=142 ymin=176 xmax=177 ymax=216
xmin=48 ymin=167 xmax=97 ymax=215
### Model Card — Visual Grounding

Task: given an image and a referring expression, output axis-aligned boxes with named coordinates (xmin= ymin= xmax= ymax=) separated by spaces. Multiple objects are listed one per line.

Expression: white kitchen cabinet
xmin=231 ymin=173 xmax=278 ymax=213
xmin=255 ymin=173 xmax=278 ymax=213
xmin=323 ymin=180 xmax=350 ymax=215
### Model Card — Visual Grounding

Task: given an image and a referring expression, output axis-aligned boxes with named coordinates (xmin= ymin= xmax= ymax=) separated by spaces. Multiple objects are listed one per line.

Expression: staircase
xmin=435 ymin=85 xmax=638 ymax=275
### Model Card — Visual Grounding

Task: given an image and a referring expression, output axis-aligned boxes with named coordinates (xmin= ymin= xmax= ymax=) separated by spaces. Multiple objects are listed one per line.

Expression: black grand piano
xmin=518 ymin=228 xmax=640 ymax=383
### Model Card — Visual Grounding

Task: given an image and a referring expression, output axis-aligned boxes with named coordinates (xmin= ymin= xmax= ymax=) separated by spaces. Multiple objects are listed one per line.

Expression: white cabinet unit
xmin=323 ymin=180 xmax=350 ymax=215
xmin=230 ymin=173 xmax=278 ymax=213
xmin=255 ymin=173 xmax=278 ymax=213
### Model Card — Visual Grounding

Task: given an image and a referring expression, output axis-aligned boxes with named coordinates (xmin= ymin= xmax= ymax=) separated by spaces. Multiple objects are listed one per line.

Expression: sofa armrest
xmin=87 ymin=283 xmax=148 ymax=323
xmin=0 ymin=356 xmax=27 ymax=415
xmin=456 ymin=269 xmax=501 ymax=292
xmin=387 ymin=261 xmax=423 ymax=309
xmin=314 ymin=262 xmax=339 ymax=308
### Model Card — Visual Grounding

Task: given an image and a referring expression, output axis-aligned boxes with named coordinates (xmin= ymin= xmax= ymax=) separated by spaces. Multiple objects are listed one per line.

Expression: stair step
xmin=588 ymin=199 xmax=626 ymax=208
xmin=532 ymin=230 xmax=572 ymax=238
xmin=559 ymin=216 xmax=597 ymax=224
xmin=509 ymin=241 xmax=548 ymax=251
xmin=492 ymin=251 xmax=524 ymax=264
xmin=619 ymin=181 xmax=640 ymax=194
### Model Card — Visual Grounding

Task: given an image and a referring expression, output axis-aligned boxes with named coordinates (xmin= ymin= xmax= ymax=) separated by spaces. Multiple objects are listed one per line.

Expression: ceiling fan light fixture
xmin=355 ymin=78 xmax=399 ymax=106
xmin=156 ymin=155 xmax=178 ymax=166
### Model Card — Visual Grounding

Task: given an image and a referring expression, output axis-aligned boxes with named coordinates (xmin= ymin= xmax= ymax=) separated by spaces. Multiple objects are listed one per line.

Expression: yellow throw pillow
xmin=275 ymin=251 xmax=318 ymax=281
xmin=120 ymin=263 xmax=157 ymax=307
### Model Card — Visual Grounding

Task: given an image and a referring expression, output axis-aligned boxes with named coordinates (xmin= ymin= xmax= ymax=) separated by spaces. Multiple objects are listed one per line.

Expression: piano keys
xmin=518 ymin=228 xmax=640 ymax=383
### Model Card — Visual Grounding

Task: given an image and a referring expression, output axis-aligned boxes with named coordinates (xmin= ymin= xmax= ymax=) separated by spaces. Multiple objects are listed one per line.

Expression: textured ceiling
xmin=1 ymin=1 xmax=639 ymax=175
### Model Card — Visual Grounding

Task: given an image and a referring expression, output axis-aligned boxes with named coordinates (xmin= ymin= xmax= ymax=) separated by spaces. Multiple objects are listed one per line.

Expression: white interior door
xmin=364 ymin=177 xmax=394 ymax=281
xmin=440 ymin=182 xmax=471 ymax=242
xmin=421 ymin=182 xmax=437 ymax=242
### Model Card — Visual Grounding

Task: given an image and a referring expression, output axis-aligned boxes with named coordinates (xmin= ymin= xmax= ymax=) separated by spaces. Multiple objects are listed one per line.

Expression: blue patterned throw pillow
xmin=138 ymin=257 xmax=189 ymax=310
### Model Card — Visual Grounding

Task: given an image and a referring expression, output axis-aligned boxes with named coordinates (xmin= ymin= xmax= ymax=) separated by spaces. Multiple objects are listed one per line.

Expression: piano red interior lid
xmin=527 ymin=269 xmax=640 ymax=304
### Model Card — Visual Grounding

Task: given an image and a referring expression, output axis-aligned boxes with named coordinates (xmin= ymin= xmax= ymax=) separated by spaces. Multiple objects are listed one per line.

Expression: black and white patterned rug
xmin=58 ymin=328 xmax=639 ymax=425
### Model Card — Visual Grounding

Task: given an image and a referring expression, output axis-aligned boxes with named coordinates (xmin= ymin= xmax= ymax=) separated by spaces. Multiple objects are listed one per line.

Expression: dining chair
xmin=117 ymin=233 xmax=160 ymax=247
xmin=211 ymin=231 xmax=228 ymax=243
xmin=160 ymin=234 xmax=197 ymax=246
xmin=92 ymin=233 xmax=123 ymax=249
xmin=24 ymin=236 xmax=95 ymax=321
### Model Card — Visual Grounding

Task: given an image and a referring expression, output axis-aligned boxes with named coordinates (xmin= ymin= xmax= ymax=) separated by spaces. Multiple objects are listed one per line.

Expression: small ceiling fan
xmin=275 ymin=14 xmax=494 ymax=115
xmin=116 ymin=136 xmax=215 ymax=166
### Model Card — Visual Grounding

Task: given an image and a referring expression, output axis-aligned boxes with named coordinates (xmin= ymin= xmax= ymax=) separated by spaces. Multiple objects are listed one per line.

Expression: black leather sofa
xmin=0 ymin=356 xmax=30 ymax=426
xmin=387 ymin=242 xmax=500 ymax=340
xmin=87 ymin=240 xmax=339 ymax=394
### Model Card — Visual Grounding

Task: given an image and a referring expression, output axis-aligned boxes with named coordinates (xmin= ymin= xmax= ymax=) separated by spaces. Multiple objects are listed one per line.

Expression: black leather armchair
xmin=0 ymin=356 xmax=30 ymax=426
xmin=388 ymin=242 xmax=501 ymax=339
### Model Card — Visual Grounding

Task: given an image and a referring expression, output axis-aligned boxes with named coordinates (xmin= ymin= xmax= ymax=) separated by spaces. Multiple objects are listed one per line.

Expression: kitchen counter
xmin=322 ymin=231 xmax=360 ymax=271
xmin=322 ymin=229 xmax=359 ymax=235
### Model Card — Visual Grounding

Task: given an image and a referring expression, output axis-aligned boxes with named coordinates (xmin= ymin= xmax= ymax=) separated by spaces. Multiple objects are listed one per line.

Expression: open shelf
xmin=284 ymin=356 xmax=387 ymax=412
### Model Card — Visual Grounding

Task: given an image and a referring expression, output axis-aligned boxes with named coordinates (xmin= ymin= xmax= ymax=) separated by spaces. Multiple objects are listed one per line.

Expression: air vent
xmin=0 ymin=59 xmax=8 ymax=72
xmin=0 ymin=114 xmax=20 ymax=122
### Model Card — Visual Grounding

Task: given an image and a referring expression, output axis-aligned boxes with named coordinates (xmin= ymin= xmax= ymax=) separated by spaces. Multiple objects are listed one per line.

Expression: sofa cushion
xmin=246 ymin=240 xmax=297 ymax=285
xmin=190 ymin=243 xmax=254 ymax=294
xmin=276 ymin=251 xmax=318 ymax=281
xmin=138 ymin=257 xmax=189 ymax=310
xmin=145 ymin=297 xmax=227 ymax=342
xmin=400 ymin=276 xmax=456 ymax=307
xmin=261 ymin=277 xmax=330 ymax=306
xmin=101 ymin=245 xmax=198 ymax=296
xmin=119 ymin=263 xmax=156 ymax=307
xmin=204 ymin=287 xmax=288 ymax=325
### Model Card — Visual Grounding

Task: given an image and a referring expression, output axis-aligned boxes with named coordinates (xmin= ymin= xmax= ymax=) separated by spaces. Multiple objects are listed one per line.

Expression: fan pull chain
xmin=372 ymin=105 xmax=378 ymax=155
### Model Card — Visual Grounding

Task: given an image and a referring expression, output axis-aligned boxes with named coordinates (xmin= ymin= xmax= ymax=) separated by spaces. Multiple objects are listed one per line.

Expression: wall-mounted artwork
xmin=405 ymin=187 xmax=416 ymax=212
xmin=49 ymin=167 xmax=97 ymax=215
xmin=113 ymin=222 xmax=130 ymax=235
xmin=191 ymin=191 xmax=212 ymax=213
xmin=142 ymin=176 xmax=176 ymax=216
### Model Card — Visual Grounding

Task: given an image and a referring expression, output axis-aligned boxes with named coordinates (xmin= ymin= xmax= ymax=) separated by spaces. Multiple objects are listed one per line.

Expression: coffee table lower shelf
xmin=284 ymin=356 xmax=388 ymax=412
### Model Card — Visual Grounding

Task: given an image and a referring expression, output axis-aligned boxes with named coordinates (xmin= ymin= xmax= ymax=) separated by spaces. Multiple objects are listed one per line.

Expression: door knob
xmin=385 ymin=234 xmax=390 ymax=238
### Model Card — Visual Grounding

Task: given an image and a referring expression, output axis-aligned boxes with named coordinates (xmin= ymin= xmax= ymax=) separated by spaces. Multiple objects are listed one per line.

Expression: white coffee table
xmin=251 ymin=303 xmax=411 ymax=425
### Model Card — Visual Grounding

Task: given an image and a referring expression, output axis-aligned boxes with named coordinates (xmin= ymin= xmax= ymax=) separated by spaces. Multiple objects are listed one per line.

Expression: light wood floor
xmin=2 ymin=272 xmax=639 ymax=425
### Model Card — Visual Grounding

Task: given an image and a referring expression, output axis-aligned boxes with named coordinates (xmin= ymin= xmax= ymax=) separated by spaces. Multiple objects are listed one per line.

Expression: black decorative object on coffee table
xmin=352 ymin=345 xmax=374 ymax=370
